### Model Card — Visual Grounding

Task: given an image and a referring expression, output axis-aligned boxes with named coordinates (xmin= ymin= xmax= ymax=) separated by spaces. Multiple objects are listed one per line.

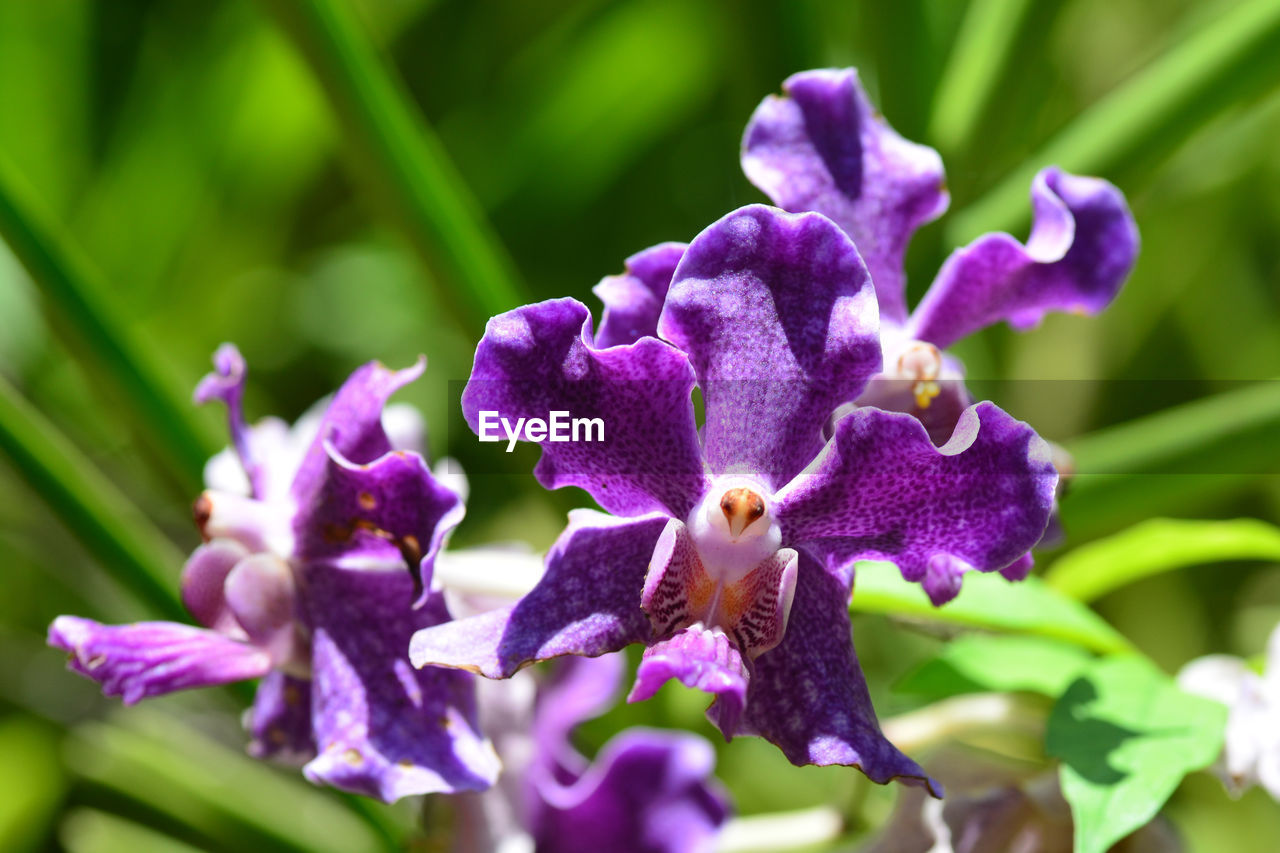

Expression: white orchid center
xmin=687 ymin=476 xmax=782 ymax=584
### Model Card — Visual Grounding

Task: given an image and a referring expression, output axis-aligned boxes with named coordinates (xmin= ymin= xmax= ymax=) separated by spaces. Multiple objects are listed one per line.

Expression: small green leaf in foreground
xmin=1046 ymin=655 xmax=1226 ymax=853
xmin=896 ymin=634 xmax=1094 ymax=701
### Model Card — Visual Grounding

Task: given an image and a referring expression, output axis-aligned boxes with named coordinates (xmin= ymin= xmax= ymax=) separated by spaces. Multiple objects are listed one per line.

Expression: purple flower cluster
xmin=47 ymin=65 xmax=1137 ymax=842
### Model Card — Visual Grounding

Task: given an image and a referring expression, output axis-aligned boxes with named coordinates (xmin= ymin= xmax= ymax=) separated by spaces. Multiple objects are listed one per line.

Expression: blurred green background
xmin=2 ymin=0 xmax=1280 ymax=850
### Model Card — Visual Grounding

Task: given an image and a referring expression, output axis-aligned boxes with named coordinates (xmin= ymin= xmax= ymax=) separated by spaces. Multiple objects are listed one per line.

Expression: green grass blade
xmin=927 ymin=0 xmax=1037 ymax=154
xmin=258 ymin=0 xmax=527 ymax=335
xmin=0 ymin=374 xmax=186 ymax=620
xmin=1061 ymin=382 xmax=1280 ymax=538
xmin=948 ymin=0 xmax=1280 ymax=242
xmin=0 ymin=155 xmax=215 ymax=486
xmin=1046 ymin=517 xmax=1280 ymax=602
xmin=65 ymin=710 xmax=395 ymax=853
xmin=1067 ymin=381 xmax=1280 ymax=476
xmin=851 ymin=561 xmax=1133 ymax=654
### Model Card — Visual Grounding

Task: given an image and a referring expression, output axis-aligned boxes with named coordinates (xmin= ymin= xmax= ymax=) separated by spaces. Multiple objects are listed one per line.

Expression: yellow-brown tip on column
xmin=720 ymin=487 xmax=765 ymax=539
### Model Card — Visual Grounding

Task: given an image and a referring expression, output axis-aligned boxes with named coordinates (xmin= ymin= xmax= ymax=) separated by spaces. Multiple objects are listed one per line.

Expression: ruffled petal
xmin=594 ymin=242 xmax=687 ymax=348
xmin=528 ymin=728 xmax=730 ymax=853
xmin=742 ymin=555 xmax=939 ymax=795
xmin=409 ymin=510 xmax=667 ymax=677
xmin=290 ymin=357 xmax=426 ymax=507
xmin=910 ymin=167 xmax=1139 ymax=349
xmin=628 ymin=626 xmax=749 ymax=737
xmin=659 ymin=205 xmax=881 ymax=489
xmin=300 ymin=565 xmax=499 ymax=802
xmin=291 ymin=441 xmax=464 ymax=598
xmin=741 ymin=68 xmax=948 ymax=323
xmin=462 ymin=298 xmax=709 ymax=518
xmin=775 ymin=403 xmax=1057 ymax=604
xmin=47 ymin=616 xmax=271 ymax=704
xmin=247 ymin=671 xmax=315 ymax=763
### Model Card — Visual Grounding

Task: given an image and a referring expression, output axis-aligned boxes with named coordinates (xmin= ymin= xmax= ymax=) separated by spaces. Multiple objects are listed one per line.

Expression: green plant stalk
xmin=1045 ymin=517 xmax=1280 ymax=602
xmin=927 ymin=0 xmax=1037 ymax=154
xmin=0 ymin=374 xmax=186 ymax=620
xmin=258 ymin=0 xmax=527 ymax=336
xmin=948 ymin=0 xmax=1280 ymax=242
xmin=0 ymin=155 xmax=215 ymax=486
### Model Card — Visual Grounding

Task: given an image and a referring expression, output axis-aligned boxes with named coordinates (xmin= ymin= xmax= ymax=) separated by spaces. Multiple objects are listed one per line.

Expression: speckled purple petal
xmin=528 ymin=728 xmax=730 ymax=853
xmin=409 ymin=510 xmax=667 ymax=677
xmin=910 ymin=167 xmax=1139 ymax=349
xmin=743 ymin=555 xmax=939 ymax=795
xmin=291 ymin=357 xmax=426 ymax=507
xmin=180 ymin=538 xmax=250 ymax=633
xmin=594 ymin=242 xmax=687 ymax=348
xmin=247 ymin=671 xmax=315 ymax=763
xmin=628 ymin=627 xmax=749 ymax=737
xmin=301 ymin=565 xmax=498 ymax=802
xmin=47 ymin=616 xmax=271 ymax=705
xmin=291 ymin=442 xmax=463 ymax=598
xmin=194 ymin=343 xmax=266 ymax=497
xmin=659 ymin=205 xmax=880 ymax=489
xmin=776 ymin=403 xmax=1057 ymax=604
xmin=462 ymin=298 xmax=709 ymax=518
xmin=741 ymin=69 xmax=948 ymax=323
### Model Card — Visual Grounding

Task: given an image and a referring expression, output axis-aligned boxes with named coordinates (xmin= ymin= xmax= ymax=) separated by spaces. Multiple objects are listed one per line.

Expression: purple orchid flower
xmin=48 ymin=345 xmax=499 ymax=802
xmin=410 ymin=204 xmax=1058 ymax=794
xmin=740 ymin=68 xmax=1139 ymax=445
xmin=458 ymin=655 xmax=730 ymax=853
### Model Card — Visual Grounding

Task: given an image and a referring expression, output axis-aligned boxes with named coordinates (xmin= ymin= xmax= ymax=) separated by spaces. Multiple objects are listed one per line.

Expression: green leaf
xmin=1046 ymin=518 xmax=1280 ymax=602
xmin=1046 ymin=656 xmax=1227 ymax=853
xmin=948 ymin=0 xmax=1280 ymax=242
xmin=896 ymin=634 xmax=1093 ymax=701
xmin=257 ymin=0 xmax=527 ymax=336
xmin=0 ymin=154 xmax=215 ymax=486
xmin=1062 ymin=381 xmax=1280 ymax=539
xmin=851 ymin=560 xmax=1133 ymax=654
xmin=0 ymin=716 xmax=65 ymax=853
xmin=0 ymin=374 xmax=186 ymax=620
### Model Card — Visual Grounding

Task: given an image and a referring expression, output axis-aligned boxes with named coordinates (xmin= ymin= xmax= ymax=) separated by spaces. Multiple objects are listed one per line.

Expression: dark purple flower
xmin=411 ymin=205 xmax=1057 ymax=794
xmin=48 ymin=346 xmax=499 ymax=802
xmin=740 ymin=68 xmax=1139 ymax=446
